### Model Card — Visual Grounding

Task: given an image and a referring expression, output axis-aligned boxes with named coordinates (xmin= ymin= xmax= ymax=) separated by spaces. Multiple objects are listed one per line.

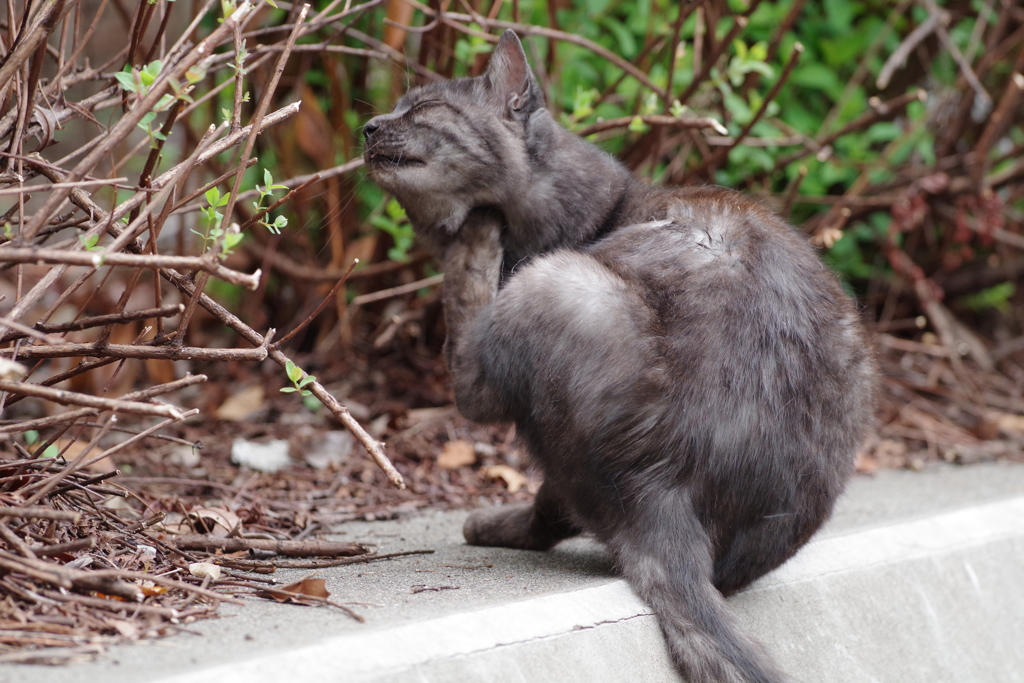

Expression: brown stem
xmin=970 ymin=73 xmax=1024 ymax=189
xmin=170 ymin=536 xmax=369 ymax=556
xmin=34 ymin=303 xmax=183 ymax=335
xmin=0 ymin=374 xmax=207 ymax=433
xmin=351 ymin=272 xmax=445 ymax=306
xmin=0 ymin=380 xmax=186 ymax=418
xmin=675 ymin=15 xmax=750 ymax=107
xmin=0 ymin=247 xmax=261 ymax=289
xmin=682 ymin=42 xmax=803 ymax=183
xmin=0 ymin=506 xmax=79 ymax=522
xmin=273 ymin=259 xmax=357 ymax=347
xmin=158 ymin=268 xmax=405 ymax=488
xmin=7 ymin=342 xmax=268 ymax=362
xmin=78 ymin=409 xmax=201 ymax=471
xmin=575 ymin=114 xmax=727 ymax=138
xmin=238 ymin=172 xmax=321 ymax=232
xmin=20 ymin=1 xmax=256 ymax=240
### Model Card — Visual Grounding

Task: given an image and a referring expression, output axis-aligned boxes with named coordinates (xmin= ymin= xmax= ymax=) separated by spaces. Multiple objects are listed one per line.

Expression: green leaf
xmin=137 ymin=111 xmax=158 ymax=132
xmin=285 ymin=360 xmax=302 ymax=383
xmin=280 ymin=386 xmax=298 ymax=393
xmin=385 ymin=198 xmax=406 ymax=221
xmin=24 ymin=430 xmax=39 ymax=445
xmin=600 ymin=17 xmax=638 ymax=59
xmin=571 ymin=86 xmax=599 ymax=121
xmin=958 ymin=282 xmax=1015 ymax=313
xmin=223 ymin=232 xmax=244 ymax=253
xmin=115 ymin=70 xmax=138 ymax=93
xmin=139 ymin=61 xmax=162 ymax=87
xmin=205 ymin=188 xmax=221 ymax=206
xmin=790 ymin=63 xmax=843 ymax=96
xmin=866 ymin=121 xmax=902 ymax=143
xmin=155 ymin=93 xmax=176 ymax=111
xmin=733 ymin=39 xmax=748 ymax=61
xmin=185 ymin=64 xmax=207 ymax=84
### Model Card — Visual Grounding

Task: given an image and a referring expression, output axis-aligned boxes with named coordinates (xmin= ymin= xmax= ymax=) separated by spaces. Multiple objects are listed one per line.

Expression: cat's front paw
xmin=451 ymin=208 xmax=503 ymax=252
xmin=444 ymin=211 xmax=504 ymax=281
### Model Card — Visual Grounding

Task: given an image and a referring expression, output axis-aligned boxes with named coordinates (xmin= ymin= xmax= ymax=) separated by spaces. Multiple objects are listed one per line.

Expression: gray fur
xmin=365 ymin=29 xmax=876 ymax=683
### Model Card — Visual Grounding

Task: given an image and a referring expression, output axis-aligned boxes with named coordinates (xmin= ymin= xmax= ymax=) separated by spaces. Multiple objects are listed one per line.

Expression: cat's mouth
xmin=366 ymin=151 xmax=425 ymax=168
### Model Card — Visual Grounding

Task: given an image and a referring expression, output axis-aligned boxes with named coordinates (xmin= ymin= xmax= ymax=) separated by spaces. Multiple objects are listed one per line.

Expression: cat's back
xmin=591 ymin=186 xmax=834 ymax=303
xmin=584 ymin=185 xmax=873 ymax=425
xmin=588 ymin=186 xmax=857 ymax=353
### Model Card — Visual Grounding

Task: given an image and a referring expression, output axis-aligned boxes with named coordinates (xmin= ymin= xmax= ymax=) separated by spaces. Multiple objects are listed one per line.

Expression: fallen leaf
xmin=258 ymin=576 xmax=330 ymax=603
xmin=152 ymin=511 xmax=189 ymax=534
xmin=483 ymin=465 xmax=527 ymax=493
xmin=438 ymin=440 xmax=476 ymax=470
xmin=137 ymin=584 xmax=168 ymax=597
xmin=30 ymin=104 xmax=62 ymax=150
xmin=186 ymin=506 xmax=242 ymax=537
xmin=106 ymin=619 xmax=139 ymax=639
xmin=993 ymin=412 xmax=1024 ymax=435
xmin=216 ymin=385 xmax=265 ymax=421
xmin=189 ymin=562 xmax=222 ymax=581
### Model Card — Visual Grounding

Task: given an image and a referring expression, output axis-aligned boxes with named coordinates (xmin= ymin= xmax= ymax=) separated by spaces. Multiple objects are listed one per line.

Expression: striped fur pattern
xmin=364 ymin=30 xmax=876 ymax=683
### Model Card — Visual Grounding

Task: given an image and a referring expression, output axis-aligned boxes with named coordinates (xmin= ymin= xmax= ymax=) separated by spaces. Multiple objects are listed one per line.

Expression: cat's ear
xmin=485 ymin=30 xmax=544 ymax=115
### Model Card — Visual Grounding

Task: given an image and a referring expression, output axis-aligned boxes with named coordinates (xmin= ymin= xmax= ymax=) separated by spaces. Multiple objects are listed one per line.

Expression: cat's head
xmin=363 ymin=30 xmax=552 ymax=241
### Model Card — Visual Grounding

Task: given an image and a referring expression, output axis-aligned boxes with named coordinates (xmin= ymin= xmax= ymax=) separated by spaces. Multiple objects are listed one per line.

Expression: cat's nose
xmin=363 ymin=117 xmax=384 ymax=142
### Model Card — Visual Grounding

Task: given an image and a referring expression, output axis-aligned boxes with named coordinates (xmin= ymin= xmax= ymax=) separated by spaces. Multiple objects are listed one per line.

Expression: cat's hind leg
xmin=463 ymin=481 xmax=581 ymax=551
xmin=712 ymin=493 xmax=837 ymax=597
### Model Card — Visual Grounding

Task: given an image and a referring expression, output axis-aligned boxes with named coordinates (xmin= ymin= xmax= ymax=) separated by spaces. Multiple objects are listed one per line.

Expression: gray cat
xmin=364 ymin=30 xmax=876 ymax=683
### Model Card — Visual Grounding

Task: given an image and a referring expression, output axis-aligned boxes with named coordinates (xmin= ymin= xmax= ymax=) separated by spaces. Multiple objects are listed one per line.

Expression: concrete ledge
xmin=8 ymin=462 xmax=1024 ymax=683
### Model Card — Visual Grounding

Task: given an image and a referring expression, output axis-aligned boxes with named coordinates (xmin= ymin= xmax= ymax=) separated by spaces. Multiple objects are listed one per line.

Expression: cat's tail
xmin=609 ymin=490 xmax=792 ymax=683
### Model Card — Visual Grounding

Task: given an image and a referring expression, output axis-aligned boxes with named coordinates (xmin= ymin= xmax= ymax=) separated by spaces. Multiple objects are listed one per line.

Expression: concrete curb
xmin=8 ymin=464 xmax=1024 ymax=683
xmin=149 ymin=495 xmax=1024 ymax=683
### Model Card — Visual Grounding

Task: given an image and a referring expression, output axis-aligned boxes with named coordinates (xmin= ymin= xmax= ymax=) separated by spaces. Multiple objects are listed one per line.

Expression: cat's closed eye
xmin=406 ymin=99 xmax=444 ymax=114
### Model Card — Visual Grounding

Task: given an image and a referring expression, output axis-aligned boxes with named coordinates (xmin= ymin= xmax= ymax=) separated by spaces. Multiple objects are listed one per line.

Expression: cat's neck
xmin=499 ymin=126 xmax=656 ymax=260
